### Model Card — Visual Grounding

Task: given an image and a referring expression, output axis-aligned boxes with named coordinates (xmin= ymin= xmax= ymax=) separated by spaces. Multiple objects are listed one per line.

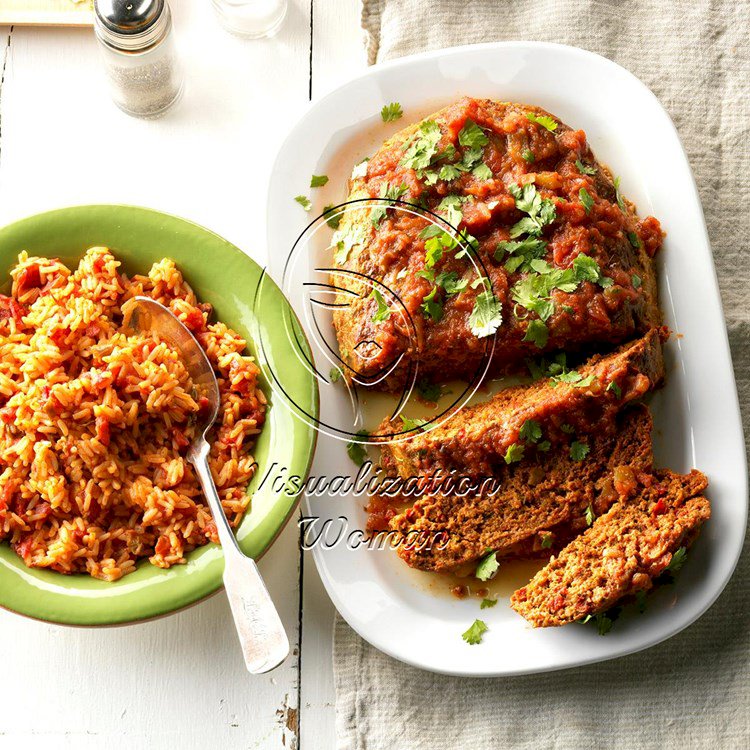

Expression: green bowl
xmin=0 ymin=205 xmax=318 ymax=626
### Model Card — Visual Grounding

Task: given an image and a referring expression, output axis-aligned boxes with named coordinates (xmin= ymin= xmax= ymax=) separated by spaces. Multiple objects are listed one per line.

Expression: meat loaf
xmin=510 ymin=469 xmax=710 ymax=627
xmin=332 ymin=97 xmax=662 ymax=392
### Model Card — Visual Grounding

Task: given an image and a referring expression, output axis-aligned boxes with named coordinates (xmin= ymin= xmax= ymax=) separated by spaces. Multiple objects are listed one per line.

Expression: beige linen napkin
xmin=335 ymin=2 xmax=750 ymax=748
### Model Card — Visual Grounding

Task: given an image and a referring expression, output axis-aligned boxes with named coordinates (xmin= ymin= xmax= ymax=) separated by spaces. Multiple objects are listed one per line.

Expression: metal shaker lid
xmin=94 ymin=0 xmax=169 ymax=49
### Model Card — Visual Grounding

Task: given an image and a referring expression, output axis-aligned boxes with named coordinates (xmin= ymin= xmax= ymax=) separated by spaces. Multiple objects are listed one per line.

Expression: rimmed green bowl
xmin=0 ymin=205 xmax=318 ymax=626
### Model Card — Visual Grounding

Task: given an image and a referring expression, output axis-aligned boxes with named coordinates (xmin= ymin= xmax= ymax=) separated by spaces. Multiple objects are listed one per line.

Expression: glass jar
xmin=212 ymin=0 xmax=288 ymax=39
xmin=94 ymin=0 xmax=183 ymax=119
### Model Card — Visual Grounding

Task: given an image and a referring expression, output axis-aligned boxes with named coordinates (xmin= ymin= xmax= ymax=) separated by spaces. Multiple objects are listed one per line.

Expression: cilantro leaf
xmin=541 ymin=533 xmax=553 ymax=549
xmin=628 ymin=231 xmax=642 ymax=249
xmin=632 ymin=274 xmax=642 ymax=288
xmin=523 ymin=319 xmax=549 ymax=348
xmin=416 ymin=379 xmax=444 ymax=401
xmin=462 ymin=619 xmax=489 ymax=645
xmin=572 ymin=253 xmax=601 ymax=283
xmin=381 ymin=102 xmax=403 ymax=122
xmin=614 ymin=176 xmax=625 ymax=211
xmin=421 ymin=286 xmax=443 ymax=322
xmin=329 ymin=367 xmax=342 ymax=383
xmin=519 ymin=419 xmax=543 ymax=443
xmin=508 ymin=183 xmax=556 ymax=237
xmin=522 ymin=148 xmax=535 ymax=164
xmin=571 ymin=441 xmax=590 ymax=462
xmin=322 ymin=205 xmax=341 ymax=230
xmin=504 ymin=442 xmax=525 ymax=464
xmin=537 ymin=440 xmax=551 ymax=452
xmin=575 ymin=159 xmax=597 ymax=176
xmin=458 ymin=119 xmax=489 ymax=149
xmin=579 ymin=187 xmax=594 ymax=214
xmin=435 ymin=271 xmax=468 ymax=295
xmin=371 ymin=183 xmax=408 ymax=227
xmin=475 ymin=551 xmax=499 ymax=581
xmin=480 ymin=598 xmax=498 ymax=610
xmin=585 ymin=503 xmax=595 ymax=526
xmin=607 ymin=381 xmax=622 ymax=398
xmin=369 ymin=288 xmax=391 ymax=322
xmin=310 ymin=174 xmax=329 ymax=188
xmin=401 ymin=416 xmax=427 ymax=432
xmin=401 ymin=120 xmax=442 ymax=170
xmin=469 ymin=290 xmax=503 ymax=337
xmin=667 ymin=546 xmax=688 ymax=573
xmin=346 ymin=430 xmax=369 ymax=466
xmin=294 ymin=195 xmax=312 ymax=211
xmin=526 ymin=112 xmax=558 ymax=131
xmin=472 ymin=162 xmax=493 ymax=180
xmin=439 ymin=163 xmax=463 ymax=182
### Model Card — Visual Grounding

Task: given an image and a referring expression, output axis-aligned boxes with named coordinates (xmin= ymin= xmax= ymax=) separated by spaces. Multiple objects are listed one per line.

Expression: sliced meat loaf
xmin=510 ymin=469 xmax=710 ymax=627
xmin=379 ymin=328 xmax=664 ymax=480
xmin=389 ymin=405 xmax=653 ymax=574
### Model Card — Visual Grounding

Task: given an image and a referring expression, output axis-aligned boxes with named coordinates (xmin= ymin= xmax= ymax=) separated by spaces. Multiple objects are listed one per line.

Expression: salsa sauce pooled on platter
xmin=332 ymin=97 xmax=663 ymax=392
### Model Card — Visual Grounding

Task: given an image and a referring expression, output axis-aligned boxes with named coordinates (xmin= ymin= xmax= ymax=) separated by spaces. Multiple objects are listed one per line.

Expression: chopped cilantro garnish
xmin=419 ymin=224 xmax=444 ymax=239
xmin=522 ymin=148 xmax=535 ymax=164
xmin=523 ymin=319 xmax=549 ymax=348
xmin=614 ymin=176 xmax=625 ymax=211
xmin=329 ymin=367 xmax=342 ymax=383
xmin=380 ymin=102 xmax=403 ymax=122
xmin=462 ymin=619 xmax=488 ymax=645
xmin=519 ymin=419 xmax=543 ymax=443
xmin=667 ymin=546 xmax=688 ymax=573
xmin=421 ymin=286 xmax=443 ymax=322
xmin=541 ymin=533 xmax=553 ymax=549
xmin=632 ymin=274 xmax=642 ymax=288
xmin=585 ymin=504 xmax=595 ymax=526
xmin=480 ymin=598 xmax=498 ymax=609
xmin=369 ymin=288 xmax=391 ymax=322
xmin=472 ymin=162 xmax=493 ymax=180
xmin=595 ymin=612 xmax=614 ymax=635
xmin=495 ymin=237 xmax=548 ymax=273
xmin=579 ymin=187 xmax=594 ymax=214
xmin=416 ymin=379 xmax=443 ymax=402
xmin=560 ymin=423 xmax=575 ymax=434
xmin=607 ymin=381 xmax=622 ymax=398
xmin=401 ymin=120 xmax=442 ymax=171
xmin=508 ymin=183 xmax=557 ymax=238
xmin=504 ymin=442 xmax=525 ymax=464
xmin=439 ymin=163 xmax=463 ymax=182
xmin=322 ymin=205 xmax=341 ymax=230
xmin=572 ymin=253 xmax=600 ymax=283
xmin=310 ymin=174 xmax=329 ymax=188
xmin=475 ymin=551 xmax=499 ymax=581
xmin=435 ymin=271 xmax=468 ymax=295
xmin=371 ymin=183 xmax=408 ymax=227
xmin=458 ymin=119 xmax=489 ymax=149
xmin=551 ymin=370 xmax=595 ymax=388
xmin=575 ymin=159 xmax=597 ymax=176
xmin=400 ymin=416 xmax=427 ymax=432
xmin=346 ymin=430 xmax=369 ymax=466
xmin=469 ymin=290 xmax=503 ymax=337
xmin=537 ymin=440 xmax=551 ymax=452
xmin=571 ymin=441 xmax=590 ymax=462
xmin=627 ymin=231 xmax=642 ymax=249
xmin=526 ymin=112 xmax=558 ymax=131
xmin=294 ymin=195 xmax=312 ymax=211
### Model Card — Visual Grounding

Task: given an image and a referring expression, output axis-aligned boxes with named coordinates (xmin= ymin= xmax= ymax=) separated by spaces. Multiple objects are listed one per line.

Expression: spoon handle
xmin=191 ymin=444 xmax=290 ymax=674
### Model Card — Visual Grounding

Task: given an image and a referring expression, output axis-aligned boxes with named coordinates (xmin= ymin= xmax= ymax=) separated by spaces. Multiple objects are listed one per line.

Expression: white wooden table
xmin=0 ymin=2 xmax=367 ymax=747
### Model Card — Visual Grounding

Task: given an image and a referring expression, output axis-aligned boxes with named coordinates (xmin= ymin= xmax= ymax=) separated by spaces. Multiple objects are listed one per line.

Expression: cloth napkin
xmin=335 ymin=2 xmax=750 ymax=748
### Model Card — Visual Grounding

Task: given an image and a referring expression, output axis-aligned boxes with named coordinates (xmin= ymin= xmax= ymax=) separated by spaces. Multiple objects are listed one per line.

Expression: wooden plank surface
xmin=0 ymin=0 xmax=367 ymax=747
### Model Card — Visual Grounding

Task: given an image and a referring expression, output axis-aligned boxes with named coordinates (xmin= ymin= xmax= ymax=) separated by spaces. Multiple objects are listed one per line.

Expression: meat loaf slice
xmin=389 ymin=405 xmax=654 ymax=574
xmin=510 ymin=469 xmax=710 ymax=627
xmin=380 ymin=328 xmax=663 ymax=479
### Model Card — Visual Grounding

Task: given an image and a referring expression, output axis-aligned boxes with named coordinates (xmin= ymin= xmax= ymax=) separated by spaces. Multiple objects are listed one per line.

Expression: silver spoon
xmin=123 ymin=296 xmax=289 ymax=674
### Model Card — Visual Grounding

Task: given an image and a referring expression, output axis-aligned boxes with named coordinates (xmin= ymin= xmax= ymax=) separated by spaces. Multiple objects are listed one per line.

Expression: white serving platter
xmin=265 ymin=42 xmax=747 ymax=676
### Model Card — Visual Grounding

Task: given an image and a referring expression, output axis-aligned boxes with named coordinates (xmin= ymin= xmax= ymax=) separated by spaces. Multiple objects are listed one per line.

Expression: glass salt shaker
xmin=94 ymin=0 xmax=183 ymax=118
xmin=212 ymin=0 xmax=288 ymax=39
